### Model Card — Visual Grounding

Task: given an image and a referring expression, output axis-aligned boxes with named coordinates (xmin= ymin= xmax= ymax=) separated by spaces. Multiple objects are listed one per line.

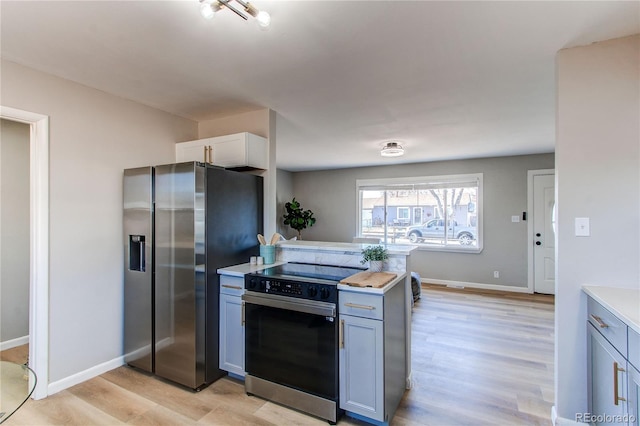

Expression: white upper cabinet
xmin=176 ymin=132 xmax=268 ymax=170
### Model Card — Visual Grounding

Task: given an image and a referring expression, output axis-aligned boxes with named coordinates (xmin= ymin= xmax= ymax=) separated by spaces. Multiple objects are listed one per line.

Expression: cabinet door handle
xmin=613 ymin=361 xmax=626 ymax=405
xmin=203 ymin=146 xmax=208 ymax=163
xmin=241 ymin=301 xmax=245 ymax=326
xmin=221 ymin=284 xmax=243 ymax=290
xmin=590 ymin=314 xmax=609 ymax=328
xmin=344 ymin=302 xmax=375 ymax=310
xmin=208 ymin=146 xmax=213 ymax=164
xmin=339 ymin=320 xmax=345 ymax=349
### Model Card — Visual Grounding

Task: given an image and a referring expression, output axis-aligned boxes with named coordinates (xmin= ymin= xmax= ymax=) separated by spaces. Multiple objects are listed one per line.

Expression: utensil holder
xmin=260 ymin=245 xmax=275 ymax=265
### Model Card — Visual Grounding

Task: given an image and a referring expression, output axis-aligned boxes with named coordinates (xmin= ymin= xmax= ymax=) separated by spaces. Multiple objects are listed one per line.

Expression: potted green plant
xmin=361 ymin=245 xmax=388 ymax=272
xmin=282 ymin=197 xmax=316 ymax=240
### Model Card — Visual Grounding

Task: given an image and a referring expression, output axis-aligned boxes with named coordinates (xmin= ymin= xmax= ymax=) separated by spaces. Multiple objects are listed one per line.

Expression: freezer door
xmin=123 ymin=167 xmax=154 ymax=372
xmin=154 ymin=162 xmax=205 ymax=389
xmin=205 ymin=167 xmax=263 ymax=383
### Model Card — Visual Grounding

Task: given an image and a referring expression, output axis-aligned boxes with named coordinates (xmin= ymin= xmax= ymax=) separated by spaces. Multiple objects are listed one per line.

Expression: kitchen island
xmin=217 ymin=241 xmax=416 ymax=425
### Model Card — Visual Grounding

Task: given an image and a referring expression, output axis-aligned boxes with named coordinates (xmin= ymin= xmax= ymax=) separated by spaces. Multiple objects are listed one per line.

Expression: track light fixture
xmin=199 ymin=0 xmax=271 ymax=28
xmin=381 ymin=141 xmax=405 ymax=157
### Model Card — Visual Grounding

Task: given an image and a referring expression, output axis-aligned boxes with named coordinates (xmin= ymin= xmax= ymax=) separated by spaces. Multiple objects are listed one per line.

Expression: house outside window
xmin=357 ymin=173 xmax=483 ymax=253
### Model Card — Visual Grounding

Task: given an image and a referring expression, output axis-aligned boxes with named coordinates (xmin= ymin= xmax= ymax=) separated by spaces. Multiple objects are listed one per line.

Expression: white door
xmin=533 ymin=173 xmax=555 ymax=294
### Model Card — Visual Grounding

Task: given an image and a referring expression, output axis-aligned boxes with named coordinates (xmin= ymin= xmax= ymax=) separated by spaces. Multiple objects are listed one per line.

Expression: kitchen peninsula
xmin=218 ymin=240 xmax=417 ymax=425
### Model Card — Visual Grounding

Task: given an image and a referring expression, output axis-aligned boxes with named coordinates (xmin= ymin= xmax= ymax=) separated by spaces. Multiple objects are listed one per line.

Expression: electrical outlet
xmin=493 ymin=271 xmax=499 ymax=278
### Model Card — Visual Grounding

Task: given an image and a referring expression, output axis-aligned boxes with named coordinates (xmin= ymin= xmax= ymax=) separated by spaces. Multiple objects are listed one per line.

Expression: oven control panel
xmin=267 ymin=280 xmax=303 ymax=296
xmin=244 ymin=275 xmax=337 ymax=303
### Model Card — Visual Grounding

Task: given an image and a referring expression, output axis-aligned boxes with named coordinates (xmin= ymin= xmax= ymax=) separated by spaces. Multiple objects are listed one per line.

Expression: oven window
xmin=245 ymin=303 xmax=338 ymax=399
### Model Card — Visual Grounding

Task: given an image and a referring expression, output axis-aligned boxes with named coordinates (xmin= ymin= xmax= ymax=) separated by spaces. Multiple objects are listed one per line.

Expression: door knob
xmin=536 ymin=241 xmax=542 ymax=246
xmin=536 ymin=233 xmax=541 ymax=237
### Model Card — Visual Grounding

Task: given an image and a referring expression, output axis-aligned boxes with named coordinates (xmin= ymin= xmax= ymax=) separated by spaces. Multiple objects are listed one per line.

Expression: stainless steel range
xmin=242 ymin=263 xmax=365 ymax=424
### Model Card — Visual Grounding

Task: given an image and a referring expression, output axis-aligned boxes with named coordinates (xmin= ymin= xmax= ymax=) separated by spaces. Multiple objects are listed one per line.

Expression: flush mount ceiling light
xmin=199 ymin=0 xmax=271 ymax=28
xmin=381 ymin=141 xmax=405 ymax=157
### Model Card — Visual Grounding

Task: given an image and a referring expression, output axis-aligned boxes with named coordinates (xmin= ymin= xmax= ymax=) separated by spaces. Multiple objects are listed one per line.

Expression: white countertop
xmin=583 ymin=285 xmax=640 ymax=334
xmin=276 ymin=240 xmax=417 ymax=256
xmin=338 ymin=272 xmax=407 ymax=295
xmin=217 ymin=261 xmax=286 ymax=277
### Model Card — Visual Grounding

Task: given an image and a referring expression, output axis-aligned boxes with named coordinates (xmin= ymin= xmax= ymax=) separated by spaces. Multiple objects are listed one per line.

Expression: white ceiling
xmin=1 ymin=1 xmax=638 ymax=171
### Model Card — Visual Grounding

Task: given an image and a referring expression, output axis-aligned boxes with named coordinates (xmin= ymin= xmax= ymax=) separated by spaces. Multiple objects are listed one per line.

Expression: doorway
xmin=528 ymin=169 xmax=555 ymax=295
xmin=0 ymin=119 xmax=30 ymax=359
xmin=0 ymin=106 xmax=49 ymax=399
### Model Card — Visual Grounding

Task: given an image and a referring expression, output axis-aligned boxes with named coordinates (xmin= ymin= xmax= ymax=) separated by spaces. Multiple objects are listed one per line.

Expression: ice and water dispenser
xmin=129 ymin=235 xmax=146 ymax=272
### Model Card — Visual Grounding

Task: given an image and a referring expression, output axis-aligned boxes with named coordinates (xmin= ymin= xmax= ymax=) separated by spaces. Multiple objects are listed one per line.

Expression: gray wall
xmin=290 ymin=153 xmax=554 ymax=287
xmin=0 ymin=119 xmax=30 ymax=343
xmin=276 ymin=169 xmax=294 ymax=238
xmin=555 ymin=35 xmax=639 ymax=420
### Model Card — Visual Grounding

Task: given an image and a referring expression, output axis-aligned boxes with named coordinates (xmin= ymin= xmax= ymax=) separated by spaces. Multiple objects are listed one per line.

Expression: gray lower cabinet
xmin=340 ymin=312 xmax=384 ymax=420
xmin=219 ymin=275 xmax=245 ymax=376
xmin=630 ymin=364 xmax=640 ymax=426
xmin=588 ymin=322 xmax=628 ymax=423
xmin=339 ymin=281 xmax=406 ymax=425
xmin=587 ymin=296 xmax=639 ymax=426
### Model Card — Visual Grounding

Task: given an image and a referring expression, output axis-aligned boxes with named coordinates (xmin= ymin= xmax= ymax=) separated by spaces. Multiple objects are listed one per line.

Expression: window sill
xmin=414 ymin=245 xmax=483 ymax=254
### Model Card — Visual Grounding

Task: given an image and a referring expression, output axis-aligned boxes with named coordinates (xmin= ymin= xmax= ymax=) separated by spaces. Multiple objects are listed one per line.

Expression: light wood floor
xmin=2 ymin=285 xmax=554 ymax=425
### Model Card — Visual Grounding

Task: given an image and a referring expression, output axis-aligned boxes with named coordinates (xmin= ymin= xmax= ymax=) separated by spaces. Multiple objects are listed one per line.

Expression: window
xmin=357 ymin=174 xmax=483 ymax=252
xmin=396 ymin=207 xmax=410 ymax=225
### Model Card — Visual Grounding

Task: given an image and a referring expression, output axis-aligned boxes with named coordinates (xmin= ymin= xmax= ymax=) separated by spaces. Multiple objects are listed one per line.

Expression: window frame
xmin=356 ymin=173 xmax=483 ymax=253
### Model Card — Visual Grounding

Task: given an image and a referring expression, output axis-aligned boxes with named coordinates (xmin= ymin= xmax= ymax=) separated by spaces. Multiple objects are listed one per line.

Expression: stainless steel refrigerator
xmin=123 ymin=162 xmax=263 ymax=390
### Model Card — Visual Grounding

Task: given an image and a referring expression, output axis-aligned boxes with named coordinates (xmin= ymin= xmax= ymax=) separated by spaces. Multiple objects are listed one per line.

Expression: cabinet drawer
xmin=629 ymin=327 xmax=640 ymax=370
xmin=220 ymin=275 xmax=245 ymax=296
xmin=340 ymin=292 xmax=383 ymax=320
xmin=588 ymin=297 xmax=627 ymax=355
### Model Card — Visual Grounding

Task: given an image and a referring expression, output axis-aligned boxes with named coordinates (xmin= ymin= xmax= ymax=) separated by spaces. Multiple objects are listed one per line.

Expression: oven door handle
xmin=242 ymin=291 xmax=336 ymax=317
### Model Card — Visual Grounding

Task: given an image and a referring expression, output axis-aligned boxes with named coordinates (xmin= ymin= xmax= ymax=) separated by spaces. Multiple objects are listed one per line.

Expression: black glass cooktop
xmin=254 ymin=262 xmax=365 ymax=283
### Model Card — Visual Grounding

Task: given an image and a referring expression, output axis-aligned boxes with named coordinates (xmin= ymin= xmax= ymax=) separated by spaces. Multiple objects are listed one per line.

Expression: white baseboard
xmin=552 ymin=406 xmax=583 ymax=425
xmin=48 ymin=355 xmax=124 ymax=395
xmin=0 ymin=335 xmax=29 ymax=351
xmin=424 ymin=278 xmax=532 ymax=294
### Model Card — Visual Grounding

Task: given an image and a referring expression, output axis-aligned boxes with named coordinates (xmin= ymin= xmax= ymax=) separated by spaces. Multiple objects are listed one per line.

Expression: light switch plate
xmin=575 ymin=217 xmax=590 ymax=237
xmin=511 ymin=215 xmax=520 ymax=223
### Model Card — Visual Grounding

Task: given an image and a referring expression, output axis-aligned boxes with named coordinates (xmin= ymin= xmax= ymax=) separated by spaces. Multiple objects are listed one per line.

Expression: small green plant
xmin=283 ymin=197 xmax=316 ymax=240
xmin=360 ymin=245 xmax=388 ymax=264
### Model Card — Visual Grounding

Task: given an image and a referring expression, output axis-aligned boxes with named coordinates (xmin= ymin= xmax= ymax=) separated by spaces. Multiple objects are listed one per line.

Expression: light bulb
xmin=381 ymin=142 xmax=405 ymax=157
xmin=200 ymin=3 xmax=215 ymax=20
xmin=256 ymin=10 xmax=271 ymax=28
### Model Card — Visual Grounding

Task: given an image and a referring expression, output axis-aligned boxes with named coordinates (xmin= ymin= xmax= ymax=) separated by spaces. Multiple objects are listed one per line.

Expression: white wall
xmin=0 ymin=119 xmax=30 ymax=343
xmin=555 ymin=35 xmax=640 ymax=420
xmin=1 ymin=59 xmax=197 ymax=383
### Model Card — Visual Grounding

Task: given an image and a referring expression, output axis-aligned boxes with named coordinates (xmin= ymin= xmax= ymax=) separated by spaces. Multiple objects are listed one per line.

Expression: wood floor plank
xmin=7 ymin=391 xmax=124 ymax=425
xmin=67 ymin=376 xmax=157 ymax=423
xmin=193 ymin=377 xmax=265 ymax=414
xmin=196 ymin=404 xmax=274 ymax=426
xmin=127 ymin=404 xmax=197 ymax=426
xmin=2 ymin=284 xmax=554 ymax=425
xmin=0 ymin=345 xmax=28 ymax=364
xmin=101 ymin=367 xmax=213 ymax=421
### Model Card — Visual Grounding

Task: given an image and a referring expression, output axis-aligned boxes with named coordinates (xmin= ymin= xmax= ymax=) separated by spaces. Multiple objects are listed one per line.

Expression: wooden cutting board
xmin=340 ymin=271 xmax=398 ymax=288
